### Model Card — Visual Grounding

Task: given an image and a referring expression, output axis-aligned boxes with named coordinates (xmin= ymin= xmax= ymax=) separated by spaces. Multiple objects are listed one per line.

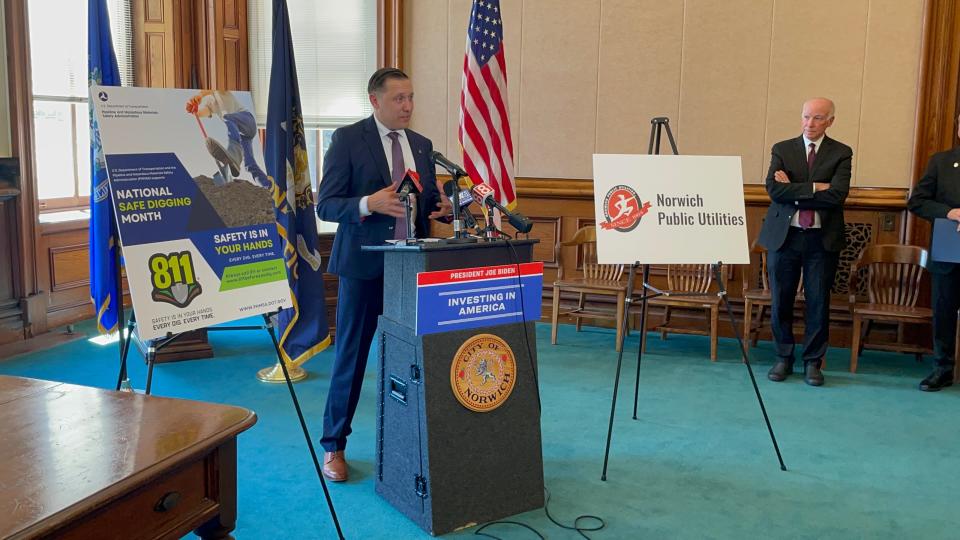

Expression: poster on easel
xmin=592 ymin=154 xmax=750 ymax=265
xmin=91 ymin=86 xmax=291 ymax=340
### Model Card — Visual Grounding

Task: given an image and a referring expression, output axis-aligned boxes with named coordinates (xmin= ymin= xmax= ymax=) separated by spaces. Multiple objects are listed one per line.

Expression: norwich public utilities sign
xmin=592 ymin=154 xmax=750 ymax=265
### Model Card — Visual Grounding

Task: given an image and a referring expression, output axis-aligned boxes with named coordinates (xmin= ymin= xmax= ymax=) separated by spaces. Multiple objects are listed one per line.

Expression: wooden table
xmin=0 ymin=376 xmax=257 ymax=539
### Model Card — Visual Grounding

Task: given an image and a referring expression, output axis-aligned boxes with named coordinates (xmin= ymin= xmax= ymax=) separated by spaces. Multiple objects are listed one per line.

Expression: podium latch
xmin=410 ymin=364 xmax=421 ymax=383
xmin=414 ymin=475 xmax=428 ymax=499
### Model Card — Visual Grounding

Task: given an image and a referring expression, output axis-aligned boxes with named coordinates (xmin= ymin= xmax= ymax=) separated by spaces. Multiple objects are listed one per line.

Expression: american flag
xmin=459 ymin=0 xmax=516 ymax=209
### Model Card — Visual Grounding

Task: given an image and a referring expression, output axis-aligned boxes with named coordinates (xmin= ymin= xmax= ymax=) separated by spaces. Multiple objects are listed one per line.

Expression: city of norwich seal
xmin=450 ymin=334 xmax=517 ymax=412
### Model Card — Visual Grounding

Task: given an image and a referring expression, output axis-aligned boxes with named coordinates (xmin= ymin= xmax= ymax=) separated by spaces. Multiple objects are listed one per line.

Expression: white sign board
xmin=592 ymin=154 xmax=749 ymax=265
xmin=92 ymin=86 xmax=292 ymax=340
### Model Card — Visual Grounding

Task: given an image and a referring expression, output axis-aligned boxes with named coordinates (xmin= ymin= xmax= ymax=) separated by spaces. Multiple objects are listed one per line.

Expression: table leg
xmin=195 ymin=439 xmax=238 ymax=540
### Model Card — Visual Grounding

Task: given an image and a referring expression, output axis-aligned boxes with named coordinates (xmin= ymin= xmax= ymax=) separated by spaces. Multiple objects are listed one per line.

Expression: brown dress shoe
xmin=322 ymin=451 xmax=348 ymax=482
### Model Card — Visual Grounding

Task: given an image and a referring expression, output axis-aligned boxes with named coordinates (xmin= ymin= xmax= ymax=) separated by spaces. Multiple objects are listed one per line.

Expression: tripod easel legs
xmin=115 ymin=311 xmax=137 ymax=391
xmin=262 ymin=314 xmax=344 ymax=539
xmin=632 ymin=264 xmax=651 ymax=420
xmin=714 ymin=263 xmax=787 ymax=471
xmin=600 ymin=262 xmax=787 ymax=481
xmin=601 ymin=264 xmax=638 ymax=481
xmin=110 ymin=313 xmax=345 ymax=538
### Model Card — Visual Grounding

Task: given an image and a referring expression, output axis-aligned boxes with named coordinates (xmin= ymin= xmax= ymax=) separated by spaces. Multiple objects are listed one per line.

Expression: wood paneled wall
xmin=134 ymin=0 xmax=248 ymax=91
xmin=208 ymin=0 xmax=249 ymax=91
xmin=405 ymin=0 xmax=925 ymax=189
xmin=0 ymin=2 xmax=11 ymax=159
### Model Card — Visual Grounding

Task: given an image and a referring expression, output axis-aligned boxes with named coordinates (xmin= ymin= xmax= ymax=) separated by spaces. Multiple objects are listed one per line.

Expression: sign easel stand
xmin=599 ymin=117 xmax=786 ymax=481
xmin=112 ymin=307 xmax=345 ymax=539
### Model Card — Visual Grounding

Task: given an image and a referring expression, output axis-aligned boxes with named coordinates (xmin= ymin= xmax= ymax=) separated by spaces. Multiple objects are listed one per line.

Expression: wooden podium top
xmin=0 ymin=375 xmax=256 ymax=539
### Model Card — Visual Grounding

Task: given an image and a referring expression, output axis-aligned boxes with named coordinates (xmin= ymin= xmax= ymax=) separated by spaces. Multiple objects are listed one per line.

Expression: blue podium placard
xmin=416 ymin=262 xmax=544 ymax=335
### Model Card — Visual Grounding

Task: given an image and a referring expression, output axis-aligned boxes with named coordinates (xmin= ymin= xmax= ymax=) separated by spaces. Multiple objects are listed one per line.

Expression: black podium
xmin=362 ymin=239 xmax=544 ymax=535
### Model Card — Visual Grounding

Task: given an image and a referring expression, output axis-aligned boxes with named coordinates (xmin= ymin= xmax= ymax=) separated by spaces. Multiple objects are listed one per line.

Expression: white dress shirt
xmin=359 ymin=115 xmax=417 ymax=217
xmin=790 ymin=135 xmax=824 ymax=229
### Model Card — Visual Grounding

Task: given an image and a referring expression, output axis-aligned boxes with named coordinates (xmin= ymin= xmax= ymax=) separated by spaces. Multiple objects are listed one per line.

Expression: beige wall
xmin=404 ymin=0 xmax=925 ymax=188
xmin=0 ymin=1 xmax=11 ymax=158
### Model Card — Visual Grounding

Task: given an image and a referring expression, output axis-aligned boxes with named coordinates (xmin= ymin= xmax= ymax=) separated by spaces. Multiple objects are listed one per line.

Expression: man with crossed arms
xmin=757 ymin=97 xmax=852 ymax=387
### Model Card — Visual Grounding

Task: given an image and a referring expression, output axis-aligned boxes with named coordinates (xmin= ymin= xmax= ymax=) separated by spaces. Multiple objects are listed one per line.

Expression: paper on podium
xmin=931 ymin=218 xmax=960 ymax=262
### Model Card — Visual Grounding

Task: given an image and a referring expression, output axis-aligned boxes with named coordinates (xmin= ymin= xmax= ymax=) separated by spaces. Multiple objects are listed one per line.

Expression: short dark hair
xmin=367 ymin=67 xmax=409 ymax=94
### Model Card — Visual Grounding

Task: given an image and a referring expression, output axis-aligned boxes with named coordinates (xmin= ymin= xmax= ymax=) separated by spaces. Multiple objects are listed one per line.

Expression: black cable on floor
xmin=473 ymin=489 xmax=606 ymax=540
xmin=477 ymin=238 xmax=604 ymax=539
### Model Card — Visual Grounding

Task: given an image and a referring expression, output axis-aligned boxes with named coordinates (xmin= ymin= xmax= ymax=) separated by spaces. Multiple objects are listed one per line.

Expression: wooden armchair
xmin=550 ymin=226 xmax=629 ymax=352
xmin=642 ymin=264 xmax=725 ymax=361
xmin=741 ymin=244 xmax=804 ymax=347
xmin=848 ymin=244 xmax=932 ymax=372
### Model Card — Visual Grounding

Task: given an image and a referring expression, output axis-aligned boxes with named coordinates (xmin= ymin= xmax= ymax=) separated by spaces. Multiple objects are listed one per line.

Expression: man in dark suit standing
xmin=316 ymin=68 xmax=451 ymax=481
xmin=907 ymin=115 xmax=960 ymax=391
xmin=758 ymin=97 xmax=852 ymax=387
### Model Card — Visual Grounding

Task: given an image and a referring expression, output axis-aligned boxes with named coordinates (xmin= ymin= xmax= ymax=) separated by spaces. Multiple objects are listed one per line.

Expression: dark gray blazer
xmin=757 ymin=135 xmax=853 ymax=253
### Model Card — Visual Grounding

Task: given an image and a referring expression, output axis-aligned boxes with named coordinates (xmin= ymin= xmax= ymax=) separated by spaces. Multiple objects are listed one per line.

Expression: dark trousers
xmin=931 ymin=267 xmax=960 ymax=369
xmin=767 ymin=228 xmax=840 ymax=365
xmin=321 ymin=274 xmax=384 ymax=452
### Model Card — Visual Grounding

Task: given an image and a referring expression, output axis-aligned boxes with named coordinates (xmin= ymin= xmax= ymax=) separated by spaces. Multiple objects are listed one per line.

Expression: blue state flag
xmin=266 ymin=0 xmax=331 ymax=365
xmin=88 ymin=0 xmax=122 ymax=334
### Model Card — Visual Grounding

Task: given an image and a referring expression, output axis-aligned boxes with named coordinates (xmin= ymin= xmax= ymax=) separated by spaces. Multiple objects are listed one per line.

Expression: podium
xmin=363 ymin=240 xmax=544 ymax=535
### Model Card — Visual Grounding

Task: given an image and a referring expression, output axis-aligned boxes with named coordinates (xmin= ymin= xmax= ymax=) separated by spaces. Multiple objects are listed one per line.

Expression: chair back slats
xmin=565 ymin=226 xmax=624 ymax=282
xmin=666 ymin=264 xmax=713 ymax=293
xmin=759 ymin=250 xmax=770 ymax=292
xmin=857 ymin=245 xmax=928 ymax=307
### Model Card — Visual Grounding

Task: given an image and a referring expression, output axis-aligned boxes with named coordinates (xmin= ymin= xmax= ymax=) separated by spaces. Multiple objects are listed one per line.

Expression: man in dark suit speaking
xmin=757 ymin=97 xmax=852 ymax=387
xmin=906 ymin=115 xmax=960 ymax=391
xmin=316 ymin=68 xmax=451 ymax=481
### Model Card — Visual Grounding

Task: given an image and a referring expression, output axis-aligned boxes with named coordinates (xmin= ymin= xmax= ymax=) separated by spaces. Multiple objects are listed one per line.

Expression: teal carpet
xmin=1 ymin=319 xmax=957 ymax=539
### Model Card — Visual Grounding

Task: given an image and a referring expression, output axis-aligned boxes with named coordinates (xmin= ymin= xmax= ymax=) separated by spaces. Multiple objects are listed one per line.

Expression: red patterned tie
xmin=798 ymin=142 xmax=816 ymax=229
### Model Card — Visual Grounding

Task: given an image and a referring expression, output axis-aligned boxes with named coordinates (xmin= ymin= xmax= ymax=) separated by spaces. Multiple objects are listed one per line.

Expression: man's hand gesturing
xmin=367 ymin=184 xmax=406 ymax=218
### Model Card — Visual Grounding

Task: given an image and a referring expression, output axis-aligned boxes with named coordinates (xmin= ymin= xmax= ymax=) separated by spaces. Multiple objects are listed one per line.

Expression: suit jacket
xmin=317 ymin=115 xmax=441 ymax=280
xmin=907 ymin=147 xmax=960 ymax=275
xmin=757 ymin=135 xmax=853 ymax=252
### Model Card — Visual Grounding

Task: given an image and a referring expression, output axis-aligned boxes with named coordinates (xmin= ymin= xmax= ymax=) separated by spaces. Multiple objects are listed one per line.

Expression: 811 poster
xmin=91 ymin=86 xmax=291 ymax=340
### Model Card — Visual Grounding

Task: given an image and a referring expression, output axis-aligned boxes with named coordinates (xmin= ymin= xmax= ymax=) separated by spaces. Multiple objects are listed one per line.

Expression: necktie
xmin=798 ymin=143 xmax=816 ymax=229
xmin=387 ymin=132 xmax=409 ymax=239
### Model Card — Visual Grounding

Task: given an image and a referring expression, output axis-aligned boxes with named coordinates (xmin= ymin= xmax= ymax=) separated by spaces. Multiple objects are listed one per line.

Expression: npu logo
xmin=600 ymin=185 xmax=651 ymax=232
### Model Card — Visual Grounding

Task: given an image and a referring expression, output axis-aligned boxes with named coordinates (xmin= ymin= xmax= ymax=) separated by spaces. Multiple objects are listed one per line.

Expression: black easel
xmin=600 ymin=117 xmax=786 ymax=481
xmin=112 ymin=309 xmax=345 ymax=539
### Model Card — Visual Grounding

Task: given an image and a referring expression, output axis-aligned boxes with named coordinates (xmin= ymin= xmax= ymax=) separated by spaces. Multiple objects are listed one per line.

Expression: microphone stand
xmin=401 ymin=190 xmax=416 ymax=245
xmin=480 ymin=202 xmax=500 ymax=241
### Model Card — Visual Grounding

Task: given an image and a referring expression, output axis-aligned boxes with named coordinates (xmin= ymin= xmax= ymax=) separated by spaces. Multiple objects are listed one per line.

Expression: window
xmin=28 ymin=0 xmax=133 ymax=213
xmin=248 ymin=0 xmax=377 ymax=231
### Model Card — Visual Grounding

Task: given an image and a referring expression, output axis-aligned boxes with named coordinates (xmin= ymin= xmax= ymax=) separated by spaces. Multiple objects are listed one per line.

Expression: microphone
xmin=396 ymin=169 xmax=422 ymax=196
xmin=431 ymin=151 xmax=468 ymax=177
xmin=442 ymin=180 xmax=478 ymax=230
xmin=470 ymin=183 xmax=533 ymax=234
xmin=454 ymin=189 xmax=478 ymax=229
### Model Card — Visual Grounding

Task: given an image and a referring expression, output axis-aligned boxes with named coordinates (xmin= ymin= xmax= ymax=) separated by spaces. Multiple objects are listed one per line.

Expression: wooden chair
xmin=848 ymin=244 xmax=933 ymax=372
xmin=741 ymin=244 xmax=805 ymax=347
xmin=550 ymin=226 xmax=629 ymax=352
xmin=642 ymin=264 xmax=724 ymax=361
